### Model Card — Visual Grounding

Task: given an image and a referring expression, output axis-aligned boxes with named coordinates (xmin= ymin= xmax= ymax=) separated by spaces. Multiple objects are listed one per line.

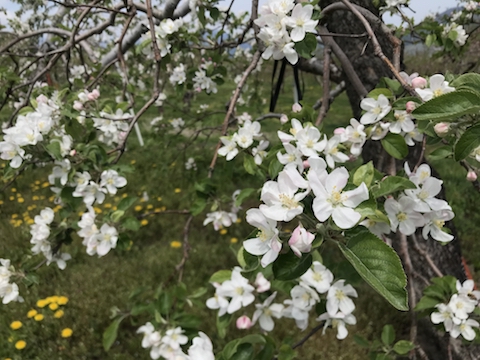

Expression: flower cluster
xmin=137 ymin=324 xmax=214 ymax=360
xmin=431 ymin=280 xmax=480 ymax=341
xmin=192 ymin=60 xmax=220 ymax=94
xmin=255 ymin=0 xmax=319 ymax=64
xmin=0 ymin=259 xmax=22 ymax=304
xmin=203 ymin=190 xmax=242 ymax=231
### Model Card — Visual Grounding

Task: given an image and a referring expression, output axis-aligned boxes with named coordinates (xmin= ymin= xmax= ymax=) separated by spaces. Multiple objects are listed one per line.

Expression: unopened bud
xmin=36 ymin=94 xmax=48 ymax=104
xmin=406 ymin=101 xmax=416 ymax=113
xmin=411 ymin=76 xmax=427 ymax=89
xmin=73 ymin=101 xmax=83 ymax=111
xmin=69 ymin=149 xmax=77 ymax=156
xmin=434 ymin=122 xmax=450 ymax=137
xmin=280 ymin=114 xmax=288 ymax=124
xmin=87 ymin=89 xmax=100 ymax=101
xmin=292 ymin=103 xmax=302 ymax=113
xmin=303 ymin=160 xmax=310 ymax=169
xmin=467 ymin=170 xmax=477 ymax=182
xmin=236 ymin=315 xmax=252 ymax=330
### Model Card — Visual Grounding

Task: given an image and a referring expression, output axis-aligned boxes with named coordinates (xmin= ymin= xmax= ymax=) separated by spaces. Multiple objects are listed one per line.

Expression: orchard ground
xmin=1 ymin=61 xmax=480 ymax=359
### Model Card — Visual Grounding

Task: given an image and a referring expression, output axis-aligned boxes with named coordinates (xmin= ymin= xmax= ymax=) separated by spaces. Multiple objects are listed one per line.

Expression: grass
xmin=0 ymin=59 xmax=479 ymax=360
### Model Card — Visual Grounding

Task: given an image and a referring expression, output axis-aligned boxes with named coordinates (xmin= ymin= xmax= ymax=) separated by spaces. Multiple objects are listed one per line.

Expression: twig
xmin=411 ymin=234 xmax=444 ymax=278
xmin=313 ymin=81 xmax=346 ymax=110
xmin=175 ymin=215 xmax=194 ymax=282
xmin=292 ymin=323 xmax=324 ymax=349
xmin=412 ymin=136 xmax=427 ymax=173
xmin=137 ymin=209 xmax=191 ymax=219
xmin=254 ymin=113 xmax=283 ymax=122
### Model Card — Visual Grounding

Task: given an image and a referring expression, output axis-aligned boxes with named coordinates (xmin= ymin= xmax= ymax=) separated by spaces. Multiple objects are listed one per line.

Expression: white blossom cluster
xmin=0 ymin=259 xmax=23 ymax=305
xmin=366 ymin=163 xmax=455 ymax=243
xmin=141 ymin=18 xmax=184 ymax=59
xmin=431 ymin=280 xmax=480 ymax=341
xmin=0 ymin=94 xmax=63 ymax=169
xmin=218 ymin=118 xmax=268 ymax=163
xmin=207 ymin=263 xmax=358 ymax=339
xmin=442 ymin=23 xmax=469 ymax=47
xmin=203 ymin=190 xmax=242 ymax=231
xmin=192 ymin=60 xmax=220 ymax=94
xmin=137 ymin=324 xmax=214 ymax=360
xmin=255 ymin=0 xmax=319 ymax=64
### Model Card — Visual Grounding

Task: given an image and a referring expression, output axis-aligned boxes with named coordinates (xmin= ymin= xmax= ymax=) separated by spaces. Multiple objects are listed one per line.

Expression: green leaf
xmin=451 ymin=73 xmax=480 ymax=94
xmin=190 ymin=197 xmax=207 ymax=216
xmin=413 ymin=90 xmax=480 ymax=122
xmin=294 ymin=33 xmax=317 ymax=59
xmin=235 ymin=188 xmax=256 ymax=207
xmin=393 ymin=340 xmax=415 ymax=355
xmin=427 ymin=146 xmax=452 ymax=161
xmin=230 ymin=344 xmax=254 ymax=360
xmin=381 ymin=133 xmax=408 ymax=160
xmin=237 ymin=248 xmax=260 ymax=272
xmin=454 ymin=124 xmax=480 ymax=161
xmin=338 ymin=231 xmax=408 ymax=311
xmin=46 ymin=141 xmax=63 ymax=160
xmin=367 ymin=88 xmax=392 ymax=99
xmin=278 ymin=344 xmax=297 ymax=360
xmin=217 ymin=313 xmax=232 ymax=339
xmin=371 ymin=176 xmax=416 ymax=198
xmin=209 ymin=270 xmax=232 ymax=283
xmin=425 ymin=33 xmax=436 ymax=47
xmin=110 ymin=210 xmax=125 ymax=222
xmin=122 ymin=216 xmax=141 ymax=231
xmin=268 ymin=158 xmax=283 ymax=179
xmin=353 ymin=161 xmax=374 ymax=187
xmin=117 ymin=196 xmax=138 ymax=211
xmin=244 ymin=155 xmax=256 ymax=175
xmin=354 ymin=334 xmax=370 ymax=348
xmin=273 ymin=251 xmax=312 ymax=281
xmin=103 ymin=315 xmax=127 ymax=351
xmin=381 ymin=324 xmax=395 ymax=346
xmin=414 ymin=295 xmax=441 ymax=311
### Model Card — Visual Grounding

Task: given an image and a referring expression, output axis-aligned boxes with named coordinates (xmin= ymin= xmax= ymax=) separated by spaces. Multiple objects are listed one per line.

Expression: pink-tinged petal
xmin=332 ymin=207 xmax=361 ymax=229
xmin=312 ymin=198 xmax=333 ymax=222
xmin=326 ymin=167 xmax=349 ymax=193
xmin=343 ymin=183 xmax=369 ymax=208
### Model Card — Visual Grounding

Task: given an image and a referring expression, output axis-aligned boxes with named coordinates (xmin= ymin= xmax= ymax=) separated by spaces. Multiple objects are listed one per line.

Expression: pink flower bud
xmin=288 ymin=225 xmax=314 ymax=257
xmin=69 ymin=149 xmax=77 ymax=156
xmin=87 ymin=89 xmax=100 ymax=101
xmin=236 ymin=315 xmax=252 ymax=330
xmin=292 ymin=103 xmax=302 ymax=113
xmin=467 ymin=170 xmax=477 ymax=182
xmin=334 ymin=127 xmax=346 ymax=135
xmin=434 ymin=122 xmax=450 ymax=137
xmin=254 ymin=273 xmax=271 ymax=293
xmin=73 ymin=101 xmax=83 ymax=111
xmin=280 ymin=114 xmax=288 ymax=124
xmin=36 ymin=94 xmax=48 ymax=104
xmin=302 ymin=160 xmax=310 ymax=169
xmin=411 ymin=76 xmax=427 ymax=89
xmin=405 ymin=101 xmax=416 ymax=113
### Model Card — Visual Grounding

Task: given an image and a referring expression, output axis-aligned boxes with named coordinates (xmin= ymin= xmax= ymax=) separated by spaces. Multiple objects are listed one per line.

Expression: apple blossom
xmin=317 ymin=312 xmax=357 ymax=340
xmin=236 ymin=315 xmax=253 ymax=329
xmin=300 ymin=261 xmax=334 ymax=294
xmin=326 ymin=280 xmax=358 ymax=316
xmin=288 ymin=224 xmax=315 ymax=257
xmin=360 ymin=94 xmax=391 ymax=125
xmin=252 ymin=292 xmax=284 ymax=331
xmin=384 ymin=196 xmax=425 ymax=236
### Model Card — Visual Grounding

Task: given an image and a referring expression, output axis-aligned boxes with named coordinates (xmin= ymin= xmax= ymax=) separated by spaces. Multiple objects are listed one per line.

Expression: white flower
xmin=384 ymin=196 xmax=425 ymax=236
xmin=326 ymin=280 xmax=357 ymax=316
xmin=233 ymin=128 xmax=254 ymax=149
xmin=456 ymin=279 xmax=480 ymax=301
xmin=431 ymin=303 xmax=459 ymax=332
xmin=404 ymin=177 xmax=451 ymax=212
xmin=360 ymin=94 xmax=391 ymax=125
xmin=216 ymin=267 xmax=255 ymax=314
xmin=0 ymin=141 xmax=25 ymax=168
xmin=360 ymin=218 xmax=391 ymax=237
xmin=203 ymin=211 xmax=236 ymax=231
xmin=311 ymin=167 xmax=369 ymax=229
xmin=46 ymin=252 xmax=71 ymax=270
xmin=277 ymin=143 xmax=304 ymax=171
xmin=317 ymin=311 xmax=357 ymax=340
xmin=284 ymin=4 xmax=318 ymax=42
xmin=288 ymin=224 xmax=314 ymax=257
xmin=252 ymin=292 xmax=284 ymax=331
xmin=34 ymin=207 xmax=54 ymax=225
xmin=389 ymin=110 xmax=415 ymax=134
xmin=252 ymin=140 xmax=269 ymax=165
xmin=87 ymin=223 xmax=118 ymax=257
xmin=450 ymin=319 xmax=479 ymax=341
xmin=169 ymin=64 xmax=187 ymax=85
xmin=301 ymin=261 xmax=334 ymax=294
xmin=137 ymin=322 xmax=160 ymax=349
xmin=218 ymin=137 xmax=238 ymax=161
xmin=448 ymin=294 xmax=477 ymax=320
xmin=206 ymin=283 xmax=229 ymax=317
xmin=244 ymin=208 xmax=282 ymax=267
xmin=188 ymin=332 xmax=215 ymax=360
xmin=324 ymin=136 xmax=349 ymax=168
xmin=422 ymin=210 xmax=455 ymax=243
xmin=344 ymin=119 xmax=366 ymax=156
xmin=415 ymin=74 xmax=455 ymax=102
xmin=295 ymin=127 xmax=327 ymax=157
xmin=283 ymin=283 xmax=319 ymax=330
xmin=162 ymin=327 xmax=188 ymax=350
xmin=100 ymin=169 xmax=127 ymax=195
xmin=0 ymin=282 xmax=21 ymax=304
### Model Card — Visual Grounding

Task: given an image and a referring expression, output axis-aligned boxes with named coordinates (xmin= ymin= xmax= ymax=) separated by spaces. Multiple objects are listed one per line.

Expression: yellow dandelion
xmin=146 ymin=204 xmax=153 ymax=210
xmin=57 ymin=296 xmax=69 ymax=305
xmin=235 ymin=218 xmax=241 ymax=224
xmin=11 ymin=188 xmax=16 ymax=192
xmin=140 ymin=219 xmax=148 ymax=226
xmin=121 ymin=193 xmax=128 ymax=198
xmin=130 ymin=160 xmax=136 ymax=164
xmin=134 ymin=205 xmax=143 ymax=212
xmin=35 ymin=180 xmax=41 ymax=185
xmin=34 ymin=314 xmax=44 ymax=321
xmin=0 ymin=200 xmax=3 ymax=205
xmin=174 ymin=188 xmax=181 ymax=193
xmin=112 ymin=206 xmax=118 ymax=210
xmin=170 ymin=241 xmax=182 ymax=249
xmin=31 ymin=204 xmax=37 ymax=209
xmin=104 ymin=203 xmax=112 ymax=209
xmin=11 ymin=214 xmax=18 ymax=219
xmin=36 ymin=299 xmax=49 ymax=308
xmin=61 ymin=328 xmax=73 ymax=338
xmin=154 ymin=208 xmax=162 ymax=212
xmin=54 ymin=310 xmax=64 ymax=318
xmin=219 ymin=229 xmax=228 ymax=235
xmin=10 ymin=321 xmax=22 ymax=330
xmin=26 ymin=218 xmax=34 ymax=225
xmin=32 ymin=195 xmax=40 ymax=201
xmin=48 ymin=196 xmax=55 ymax=202
xmin=230 ymin=237 xmax=238 ymax=244
xmin=27 ymin=309 xmax=38 ymax=318
xmin=15 ymin=340 xmax=26 ymax=350
xmin=157 ymin=197 xmax=162 ymax=201
xmin=9 ymin=196 xmax=14 ymax=201
xmin=49 ymin=303 xmax=59 ymax=311
xmin=17 ymin=198 xmax=24 ymax=203
xmin=42 ymin=182 xmax=50 ymax=188
xmin=93 ymin=207 xmax=102 ymax=214
xmin=161 ymin=206 xmax=167 ymax=211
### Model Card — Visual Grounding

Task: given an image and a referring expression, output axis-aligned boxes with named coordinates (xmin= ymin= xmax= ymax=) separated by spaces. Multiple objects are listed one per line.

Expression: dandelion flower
xmin=15 ymin=340 xmax=26 ymax=350
xmin=57 ymin=296 xmax=69 ymax=305
xmin=27 ymin=309 xmax=37 ymax=318
xmin=10 ymin=321 xmax=22 ymax=330
xmin=61 ymin=328 xmax=73 ymax=338
xmin=174 ymin=188 xmax=181 ymax=193
xmin=230 ymin=237 xmax=238 ymax=244
xmin=54 ymin=310 xmax=64 ymax=318
xmin=34 ymin=314 xmax=44 ymax=321
xmin=140 ymin=219 xmax=148 ymax=226
xmin=49 ymin=303 xmax=59 ymax=311
xmin=36 ymin=299 xmax=48 ymax=308
xmin=220 ymin=229 xmax=228 ymax=235
xmin=134 ymin=205 xmax=143 ymax=212
xmin=170 ymin=241 xmax=182 ymax=248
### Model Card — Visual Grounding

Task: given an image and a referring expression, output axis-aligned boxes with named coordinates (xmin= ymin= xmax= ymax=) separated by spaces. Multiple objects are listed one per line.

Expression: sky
xmin=1 ymin=0 xmax=460 ymax=27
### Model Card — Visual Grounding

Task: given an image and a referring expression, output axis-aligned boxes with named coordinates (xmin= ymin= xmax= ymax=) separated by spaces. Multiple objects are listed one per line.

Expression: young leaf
xmin=273 ymin=251 xmax=312 ymax=281
xmin=371 ymin=176 xmax=416 ymax=198
xmin=413 ymin=90 xmax=480 ymax=121
xmin=353 ymin=161 xmax=374 ymax=187
xmin=381 ymin=133 xmax=408 ymax=160
xmin=393 ymin=340 xmax=415 ymax=355
xmin=381 ymin=324 xmax=395 ymax=346
xmin=454 ymin=124 xmax=480 ymax=161
xmin=338 ymin=231 xmax=408 ymax=311
xmin=103 ymin=315 xmax=127 ymax=351
xmin=209 ymin=270 xmax=232 ymax=283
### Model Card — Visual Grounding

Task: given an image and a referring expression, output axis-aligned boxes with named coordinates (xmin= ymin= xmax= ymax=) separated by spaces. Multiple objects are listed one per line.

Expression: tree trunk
xmin=319 ymin=1 xmax=480 ymax=359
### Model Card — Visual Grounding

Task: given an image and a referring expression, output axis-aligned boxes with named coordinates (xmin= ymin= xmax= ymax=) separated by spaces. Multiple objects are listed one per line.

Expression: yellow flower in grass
xmin=157 ymin=197 xmax=162 ymax=202
xmin=34 ymin=180 xmax=40 ymax=185
xmin=9 ymin=196 xmax=14 ymax=201
xmin=147 ymin=204 xmax=153 ymax=210
xmin=122 ymin=193 xmax=128 ymax=198
xmin=140 ymin=219 xmax=148 ymax=226
xmin=54 ymin=310 xmax=64 ymax=318
xmin=32 ymin=195 xmax=40 ymax=201
xmin=10 ymin=321 xmax=22 ymax=330
xmin=15 ymin=340 xmax=26 ymax=350
xmin=174 ymin=188 xmax=181 ymax=194
xmin=170 ymin=241 xmax=182 ymax=249
xmin=61 ymin=328 xmax=73 ymax=338
xmin=0 ymin=200 xmax=3 ymax=205
xmin=11 ymin=188 xmax=16 ymax=193
xmin=130 ymin=160 xmax=136 ymax=165
xmin=235 ymin=218 xmax=241 ymax=224
xmin=104 ymin=203 xmax=112 ymax=209
xmin=93 ymin=207 xmax=102 ymax=214
xmin=17 ymin=198 xmax=24 ymax=203
xmin=36 ymin=299 xmax=49 ymax=308
xmin=57 ymin=296 xmax=69 ymax=305
xmin=42 ymin=182 xmax=50 ymax=188
xmin=49 ymin=303 xmax=59 ymax=311
xmin=27 ymin=309 xmax=37 ymax=318
xmin=219 ymin=229 xmax=227 ymax=235
xmin=134 ymin=205 xmax=143 ymax=212
xmin=34 ymin=314 xmax=44 ymax=321
xmin=230 ymin=237 xmax=238 ymax=244
xmin=26 ymin=218 xmax=34 ymax=225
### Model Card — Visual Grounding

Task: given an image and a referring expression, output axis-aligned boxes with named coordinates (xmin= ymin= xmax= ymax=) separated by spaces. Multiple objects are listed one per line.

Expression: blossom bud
xmin=73 ymin=101 xmax=83 ymax=111
xmin=254 ymin=273 xmax=271 ymax=293
xmin=69 ymin=149 xmax=77 ymax=156
xmin=302 ymin=160 xmax=310 ymax=169
xmin=411 ymin=76 xmax=427 ymax=89
xmin=334 ymin=127 xmax=346 ymax=135
xmin=36 ymin=94 xmax=48 ymax=104
xmin=288 ymin=225 xmax=314 ymax=257
xmin=405 ymin=101 xmax=416 ymax=113
xmin=292 ymin=103 xmax=302 ymax=113
xmin=280 ymin=114 xmax=288 ymax=124
xmin=236 ymin=315 xmax=252 ymax=330
xmin=467 ymin=170 xmax=477 ymax=182
xmin=434 ymin=122 xmax=450 ymax=137
xmin=87 ymin=89 xmax=100 ymax=101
